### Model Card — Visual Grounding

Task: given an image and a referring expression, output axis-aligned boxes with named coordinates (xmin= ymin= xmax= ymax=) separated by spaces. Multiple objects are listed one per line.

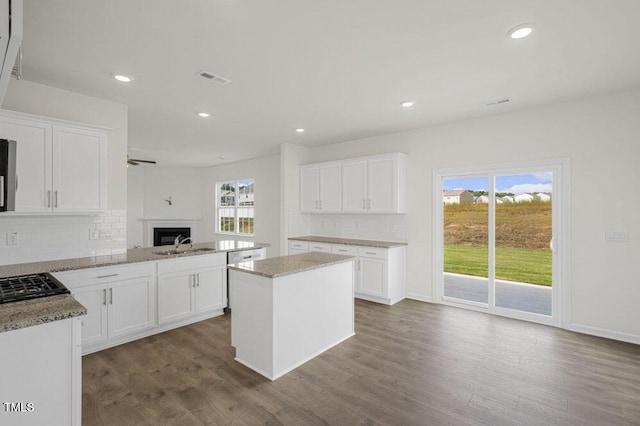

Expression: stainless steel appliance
xmin=0 ymin=138 xmax=16 ymax=212
xmin=0 ymin=272 xmax=70 ymax=304
xmin=225 ymin=247 xmax=266 ymax=313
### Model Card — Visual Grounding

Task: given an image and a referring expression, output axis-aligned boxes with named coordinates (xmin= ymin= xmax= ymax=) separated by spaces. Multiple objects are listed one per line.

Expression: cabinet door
xmin=358 ymin=257 xmax=386 ymax=298
xmin=367 ymin=157 xmax=397 ymax=213
xmin=72 ymin=285 xmax=108 ymax=346
xmin=52 ymin=125 xmax=107 ymax=212
xmin=157 ymin=271 xmax=194 ymax=324
xmin=319 ymin=163 xmax=341 ymax=212
xmin=108 ymin=276 xmax=155 ymax=338
xmin=300 ymin=166 xmax=319 ymax=212
xmin=0 ymin=117 xmax=52 ymax=212
xmin=341 ymin=160 xmax=367 ymax=212
xmin=195 ymin=265 xmax=226 ymax=313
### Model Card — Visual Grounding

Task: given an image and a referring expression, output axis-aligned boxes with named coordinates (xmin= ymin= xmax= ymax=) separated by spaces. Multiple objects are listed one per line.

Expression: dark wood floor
xmin=83 ymin=300 xmax=640 ymax=425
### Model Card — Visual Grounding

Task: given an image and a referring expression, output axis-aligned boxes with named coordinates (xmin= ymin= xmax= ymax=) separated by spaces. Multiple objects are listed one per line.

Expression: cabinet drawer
xmin=357 ymin=247 xmax=388 ymax=259
xmin=288 ymin=241 xmax=309 ymax=250
xmin=308 ymin=242 xmax=331 ymax=252
xmin=54 ymin=262 xmax=155 ymax=290
xmin=157 ymin=253 xmax=226 ymax=274
xmin=331 ymin=245 xmax=358 ymax=256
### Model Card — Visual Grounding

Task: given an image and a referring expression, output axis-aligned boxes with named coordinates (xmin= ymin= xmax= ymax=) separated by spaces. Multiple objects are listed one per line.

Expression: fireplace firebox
xmin=153 ymin=227 xmax=191 ymax=247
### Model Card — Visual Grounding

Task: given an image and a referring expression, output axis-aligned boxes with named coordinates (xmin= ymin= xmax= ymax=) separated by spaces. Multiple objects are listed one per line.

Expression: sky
xmin=443 ymin=172 xmax=552 ymax=194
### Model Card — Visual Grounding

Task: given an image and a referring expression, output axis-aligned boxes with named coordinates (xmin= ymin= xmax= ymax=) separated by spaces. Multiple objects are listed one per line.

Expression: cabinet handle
xmin=109 ymin=288 xmax=113 ymax=304
xmin=338 ymin=249 xmax=348 ymax=252
xmin=54 ymin=190 xmax=59 ymax=208
xmin=197 ymin=273 xmax=200 ymax=287
xmin=96 ymin=273 xmax=119 ymax=279
xmin=102 ymin=289 xmax=107 ymax=306
xmin=365 ymin=252 xmax=377 ymax=255
xmin=319 ymin=200 xmax=322 ymax=210
xmin=192 ymin=274 xmax=196 ymax=287
xmin=47 ymin=190 xmax=51 ymax=208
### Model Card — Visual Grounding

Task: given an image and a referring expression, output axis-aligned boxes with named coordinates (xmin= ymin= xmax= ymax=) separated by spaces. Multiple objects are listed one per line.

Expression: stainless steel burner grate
xmin=0 ymin=273 xmax=70 ymax=304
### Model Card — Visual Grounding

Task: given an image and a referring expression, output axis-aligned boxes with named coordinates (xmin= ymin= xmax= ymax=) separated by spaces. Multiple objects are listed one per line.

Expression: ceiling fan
xmin=127 ymin=155 xmax=157 ymax=166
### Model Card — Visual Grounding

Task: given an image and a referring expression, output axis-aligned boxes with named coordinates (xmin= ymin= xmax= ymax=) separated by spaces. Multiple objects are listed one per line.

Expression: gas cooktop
xmin=0 ymin=273 xmax=70 ymax=305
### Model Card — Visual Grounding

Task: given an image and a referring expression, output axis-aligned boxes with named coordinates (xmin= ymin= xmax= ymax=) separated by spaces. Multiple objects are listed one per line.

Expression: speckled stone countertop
xmin=0 ymin=294 xmax=86 ymax=333
xmin=0 ymin=240 xmax=270 ymax=279
xmin=228 ymin=251 xmax=354 ymax=279
xmin=289 ymin=236 xmax=407 ymax=248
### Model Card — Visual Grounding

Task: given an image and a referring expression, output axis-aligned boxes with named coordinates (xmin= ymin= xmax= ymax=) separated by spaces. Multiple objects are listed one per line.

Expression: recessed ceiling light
xmin=114 ymin=74 xmax=133 ymax=83
xmin=295 ymin=128 xmax=305 ymax=133
xmin=198 ymin=112 xmax=211 ymax=118
xmin=508 ymin=24 xmax=534 ymax=39
xmin=400 ymin=100 xmax=415 ymax=108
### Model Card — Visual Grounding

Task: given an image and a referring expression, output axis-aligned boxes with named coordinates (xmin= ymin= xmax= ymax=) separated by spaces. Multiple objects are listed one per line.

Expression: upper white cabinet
xmin=300 ymin=163 xmax=341 ymax=213
xmin=301 ymin=153 xmax=406 ymax=214
xmin=0 ymin=110 xmax=108 ymax=213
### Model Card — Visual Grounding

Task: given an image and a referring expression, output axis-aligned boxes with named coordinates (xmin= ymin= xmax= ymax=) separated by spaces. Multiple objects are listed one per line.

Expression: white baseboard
xmin=567 ymin=323 xmax=640 ymax=346
xmin=406 ymin=293 xmax=434 ymax=303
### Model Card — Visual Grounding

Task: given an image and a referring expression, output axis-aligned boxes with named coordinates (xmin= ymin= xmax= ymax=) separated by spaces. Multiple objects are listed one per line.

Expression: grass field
xmin=444 ymin=201 xmax=552 ymax=286
xmin=444 ymin=244 xmax=552 ymax=286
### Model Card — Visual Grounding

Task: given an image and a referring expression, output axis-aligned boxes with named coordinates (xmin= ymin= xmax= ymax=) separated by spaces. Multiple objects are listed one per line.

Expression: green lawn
xmin=444 ymin=244 xmax=552 ymax=286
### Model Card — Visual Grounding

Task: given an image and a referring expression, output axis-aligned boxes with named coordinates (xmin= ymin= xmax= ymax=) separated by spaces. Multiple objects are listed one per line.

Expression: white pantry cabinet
xmin=54 ymin=262 xmax=155 ymax=353
xmin=0 ymin=110 xmax=108 ymax=213
xmin=300 ymin=153 xmax=406 ymax=214
xmin=157 ymin=253 xmax=227 ymax=324
xmin=300 ymin=162 xmax=342 ymax=213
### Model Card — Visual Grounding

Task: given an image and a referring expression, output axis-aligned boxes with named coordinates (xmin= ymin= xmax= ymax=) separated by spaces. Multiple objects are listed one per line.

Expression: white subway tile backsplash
xmin=0 ymin=210 xmax=127 ymax=266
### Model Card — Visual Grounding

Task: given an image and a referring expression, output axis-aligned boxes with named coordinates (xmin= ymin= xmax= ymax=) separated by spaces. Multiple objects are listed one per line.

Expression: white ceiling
xmin=20 ymin=0 xmax=640 ymax=167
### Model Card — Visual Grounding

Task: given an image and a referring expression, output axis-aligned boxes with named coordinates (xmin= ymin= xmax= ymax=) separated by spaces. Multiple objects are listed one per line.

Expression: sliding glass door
xmin=438 ymin=164 xmax=561 ymax=324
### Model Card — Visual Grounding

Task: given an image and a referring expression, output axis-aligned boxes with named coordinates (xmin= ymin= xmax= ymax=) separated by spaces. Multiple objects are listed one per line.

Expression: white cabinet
xmin=157 ymin=253 xmax=227 ymax=324
xmin=54 ymin=262 xmax=155 ymax=353
xmin=291 ymin=238 xmax=407 ymax=305
xmin=300 ymin=153 xmax=406 ymax=214
xmin=0 ymin=110 xmax=108 ymax=213
xmin=300 ymin=163 xmax=341 ymax=213
xmin=0 ymin=318 xmax=81 ymax=426
xmin=342 ymin=154 xmax=406 ymax=213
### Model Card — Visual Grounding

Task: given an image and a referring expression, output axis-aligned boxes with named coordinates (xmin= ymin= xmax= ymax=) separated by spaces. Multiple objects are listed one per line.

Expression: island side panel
xmin=229 ymin=269 xmax=275 ymax=378
xmin=272 ymin=260 xmax=355 ymax=379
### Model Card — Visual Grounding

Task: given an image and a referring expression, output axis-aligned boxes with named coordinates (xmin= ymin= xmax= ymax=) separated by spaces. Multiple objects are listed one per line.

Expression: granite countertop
xmin=289 ymin=235 xmax=407 ymax=248
xmin=0 ymin=240 xmax=271 ymax=279
xmin=0 ymin=294 xmax=86 ymax=333
xmin=228 ymin=251 xmax=355 ymax=279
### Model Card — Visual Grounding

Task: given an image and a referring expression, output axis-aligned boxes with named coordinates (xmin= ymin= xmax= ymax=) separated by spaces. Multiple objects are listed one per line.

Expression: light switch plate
xmin=89 ymin=229 xmax=99 ymax=240
xmin=605 ymin=230 xmax=628 ymax=242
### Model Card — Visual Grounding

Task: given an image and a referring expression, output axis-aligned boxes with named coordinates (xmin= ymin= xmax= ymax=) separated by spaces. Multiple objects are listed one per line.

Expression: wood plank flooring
xmin=82 ymin=300 xmax=640 ymax=425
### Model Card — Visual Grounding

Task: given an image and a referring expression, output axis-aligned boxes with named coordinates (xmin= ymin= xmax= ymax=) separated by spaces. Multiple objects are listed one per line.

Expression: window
xmin=216 ymin=179 xmax=255 ymax=235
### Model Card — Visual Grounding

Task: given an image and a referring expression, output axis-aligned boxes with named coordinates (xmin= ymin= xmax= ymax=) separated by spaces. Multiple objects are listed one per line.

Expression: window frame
xmin=215 ymin=179 xmax=255 ymax=236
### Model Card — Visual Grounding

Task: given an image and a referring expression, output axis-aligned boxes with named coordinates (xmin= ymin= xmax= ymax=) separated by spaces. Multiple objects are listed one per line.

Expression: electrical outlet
xmin=89 ymin=229 xmax=99 ymax=240
xmin=7 ymin=231 xmax=19 ymax=246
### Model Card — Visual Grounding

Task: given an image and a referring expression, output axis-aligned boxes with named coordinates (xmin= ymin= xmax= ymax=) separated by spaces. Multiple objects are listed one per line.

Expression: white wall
xmin=0 ymin=80 xmax=129 ymax=262
xmin=295 ymin=89 xmax=640 ymax=343
xmin=202 ymin=154 xmax=281 ymax=257
xmin=3 ymin=79 xmax=128 ymax=209
xmin=280 ymin=143 xmax=311 ymax=253
xmin=126 ymin=166 xmax=203 ymax=248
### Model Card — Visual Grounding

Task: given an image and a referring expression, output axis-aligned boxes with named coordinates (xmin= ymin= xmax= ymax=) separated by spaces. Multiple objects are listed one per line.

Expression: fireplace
xmin=153 ymin=227 xmax=191 ymax=247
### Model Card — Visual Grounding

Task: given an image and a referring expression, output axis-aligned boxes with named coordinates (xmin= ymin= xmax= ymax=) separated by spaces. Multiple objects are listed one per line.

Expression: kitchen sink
xmin=153 ymin=247 xmax=216 ymax=256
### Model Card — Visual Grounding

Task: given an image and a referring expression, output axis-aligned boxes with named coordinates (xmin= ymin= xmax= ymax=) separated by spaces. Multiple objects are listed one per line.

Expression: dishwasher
xmin=225 ymin=247 xmax=266 ymax=313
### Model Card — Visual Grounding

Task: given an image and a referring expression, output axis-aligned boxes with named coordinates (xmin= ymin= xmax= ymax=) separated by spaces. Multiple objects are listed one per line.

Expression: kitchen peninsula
xmin=228 ymin=251 xmax=355 ymax=380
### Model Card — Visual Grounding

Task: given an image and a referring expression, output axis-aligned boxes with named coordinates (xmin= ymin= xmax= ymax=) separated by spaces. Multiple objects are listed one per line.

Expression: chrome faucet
xmin=174 ymin=235 xmax=193 ymax=250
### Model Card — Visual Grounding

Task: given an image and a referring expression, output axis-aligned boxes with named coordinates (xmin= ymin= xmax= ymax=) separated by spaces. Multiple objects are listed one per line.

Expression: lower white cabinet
xmin=55 ymin=263 xmax=155 ymax=351
xmin=290 ymin=239 xmax=406 ymax=305
xmin=157 ymin=253 xmax=227 ymax=324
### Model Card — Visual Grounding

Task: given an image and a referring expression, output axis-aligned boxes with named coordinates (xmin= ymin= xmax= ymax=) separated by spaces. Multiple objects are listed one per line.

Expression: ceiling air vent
xmin=196 ymin=70 xmax=231 ymax=85
xmin=483 ymin=98 xmax=510 ymax=108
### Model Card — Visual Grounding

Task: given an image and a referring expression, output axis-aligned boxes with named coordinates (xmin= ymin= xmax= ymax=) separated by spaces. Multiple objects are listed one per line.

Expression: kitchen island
xmin=228 ymin=252 xmax=355 ymax=380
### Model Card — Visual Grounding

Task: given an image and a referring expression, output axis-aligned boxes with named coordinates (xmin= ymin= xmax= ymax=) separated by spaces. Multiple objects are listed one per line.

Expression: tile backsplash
xmin=0 ymin=210 xmax=127 ymax=266
xmin=303 ymin=214 xmax=406 ymax=242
